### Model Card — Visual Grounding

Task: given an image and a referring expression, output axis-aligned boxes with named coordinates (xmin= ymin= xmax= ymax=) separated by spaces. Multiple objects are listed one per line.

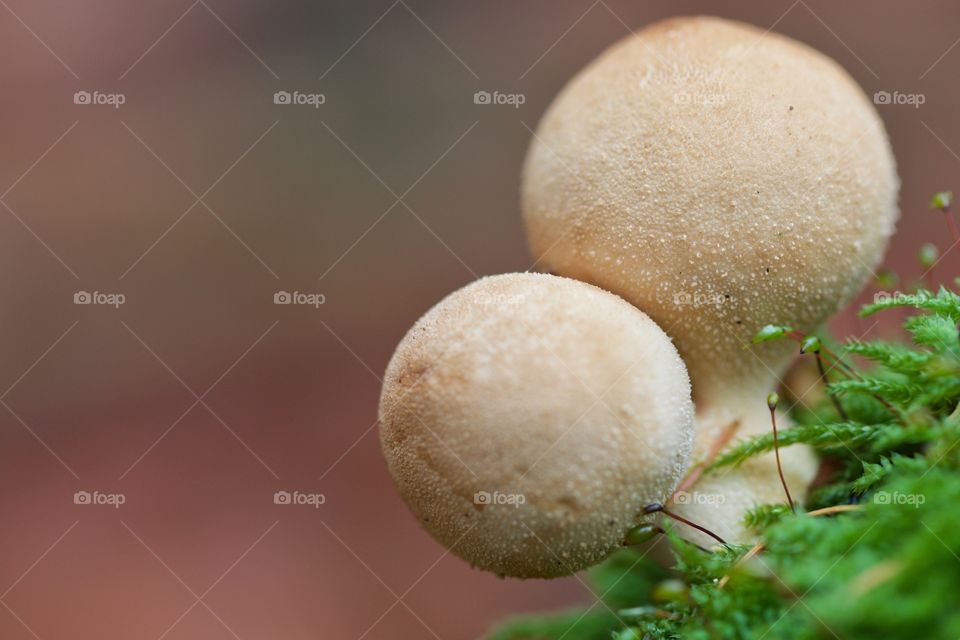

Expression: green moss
xmin=488 ymin=288 xmax=960 ymax=640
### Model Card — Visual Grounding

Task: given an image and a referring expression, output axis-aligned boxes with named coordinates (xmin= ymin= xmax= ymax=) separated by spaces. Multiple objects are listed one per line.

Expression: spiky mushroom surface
xmin=379 ymin=273 xmax=695 ymax=578
xmin=522 ymin=15 xmax=898 ymax=543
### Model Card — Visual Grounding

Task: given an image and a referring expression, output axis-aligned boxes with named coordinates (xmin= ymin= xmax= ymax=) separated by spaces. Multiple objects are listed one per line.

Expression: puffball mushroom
xmin=523 ymin=16 xmax=899 ymax=544
xmin=379 ymin=273 xmax=695 ymax=578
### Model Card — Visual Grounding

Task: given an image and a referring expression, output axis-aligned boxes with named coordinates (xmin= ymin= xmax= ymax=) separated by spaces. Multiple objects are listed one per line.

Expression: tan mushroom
xmin=522 ymin=16 xmax=899 ymax=545
xmin=379 ymin=273 xmax=695 ymax=577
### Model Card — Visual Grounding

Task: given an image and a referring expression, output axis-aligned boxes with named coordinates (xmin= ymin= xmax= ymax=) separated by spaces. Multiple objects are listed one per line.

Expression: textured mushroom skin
xmin=523 ymin=15 xmax=899 ymax=394
xmin=523 ymin=16 xmax=898 ymax=543
xmin=379 ymin=273 xmax=695 ymax=578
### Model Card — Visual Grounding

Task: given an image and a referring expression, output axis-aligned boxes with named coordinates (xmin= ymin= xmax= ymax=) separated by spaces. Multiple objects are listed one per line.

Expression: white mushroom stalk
xmin=379 ymin=273 xmax=695 ymax=578
xmin=522 ymin=16 xmax=899 ymax=545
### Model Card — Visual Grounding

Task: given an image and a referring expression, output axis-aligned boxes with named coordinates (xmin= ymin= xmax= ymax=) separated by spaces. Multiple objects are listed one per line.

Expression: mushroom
xmin=522 ymin=16 xmax=899 ymax=544
xmin=379 ymin=273 xmax=695 ymax=578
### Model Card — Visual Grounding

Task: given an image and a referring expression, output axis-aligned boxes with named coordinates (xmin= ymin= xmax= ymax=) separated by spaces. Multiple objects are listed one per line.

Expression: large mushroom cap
xmin=379 ymin=273 xmax=694 ymax=578
xmin=522 ymin=15 xmax=899 ymax=394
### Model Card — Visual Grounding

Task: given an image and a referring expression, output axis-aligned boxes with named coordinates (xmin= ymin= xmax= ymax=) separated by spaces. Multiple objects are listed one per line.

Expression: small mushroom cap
xmin=522 ymin=15 xmax=899 ymax=393
xmin=379 ymin=273 xmax=694 ymax=578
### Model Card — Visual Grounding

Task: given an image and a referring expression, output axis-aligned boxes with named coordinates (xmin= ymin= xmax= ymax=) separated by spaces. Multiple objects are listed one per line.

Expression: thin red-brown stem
xmin=862 ymin=387 xmax=905 ymax=421
xmin=815 ymin=354 xmax=849 ymax=420
xmin=790 ymin=331 xmax=858 ymax=379
xmin=945 ymin=210 xmax=960 ymax=244
xmin=925 ymin=263 xmax=937 ymax=291
xmin=769 ymin=405 xmax=795 ymax=513
xmin=818 ymin=345 xmax=859 ymax=379
xmin=643 ymin=503 xmax=728 ymax=546
xmin=795 ymin=331 xmax=905 ymax=422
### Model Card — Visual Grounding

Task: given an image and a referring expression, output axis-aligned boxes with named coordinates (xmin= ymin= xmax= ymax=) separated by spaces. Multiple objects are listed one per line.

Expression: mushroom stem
xmin=670 ymin=396 xmax=818 ymax=547
xmin=670 ymin=419 xmax=741 ymax=502
xmin=767 ymin=393 xmax=795 ymax=513
xmin=643 ymin=503 xmax=728 ymax=546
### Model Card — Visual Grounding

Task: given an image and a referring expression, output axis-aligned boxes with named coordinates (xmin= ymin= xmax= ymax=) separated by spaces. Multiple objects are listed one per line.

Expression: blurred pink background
xmin=0 ymin=1 xmax=957 ymax=638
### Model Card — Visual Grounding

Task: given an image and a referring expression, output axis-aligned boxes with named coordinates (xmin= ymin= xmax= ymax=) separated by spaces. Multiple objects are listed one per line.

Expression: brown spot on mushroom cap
xmin=379 ymin=273 xmax=695 ymax=578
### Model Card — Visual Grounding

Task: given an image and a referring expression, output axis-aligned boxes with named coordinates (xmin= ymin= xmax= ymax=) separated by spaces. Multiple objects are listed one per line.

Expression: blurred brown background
xmin=0 ymin=1 xmax=957 ymax=638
